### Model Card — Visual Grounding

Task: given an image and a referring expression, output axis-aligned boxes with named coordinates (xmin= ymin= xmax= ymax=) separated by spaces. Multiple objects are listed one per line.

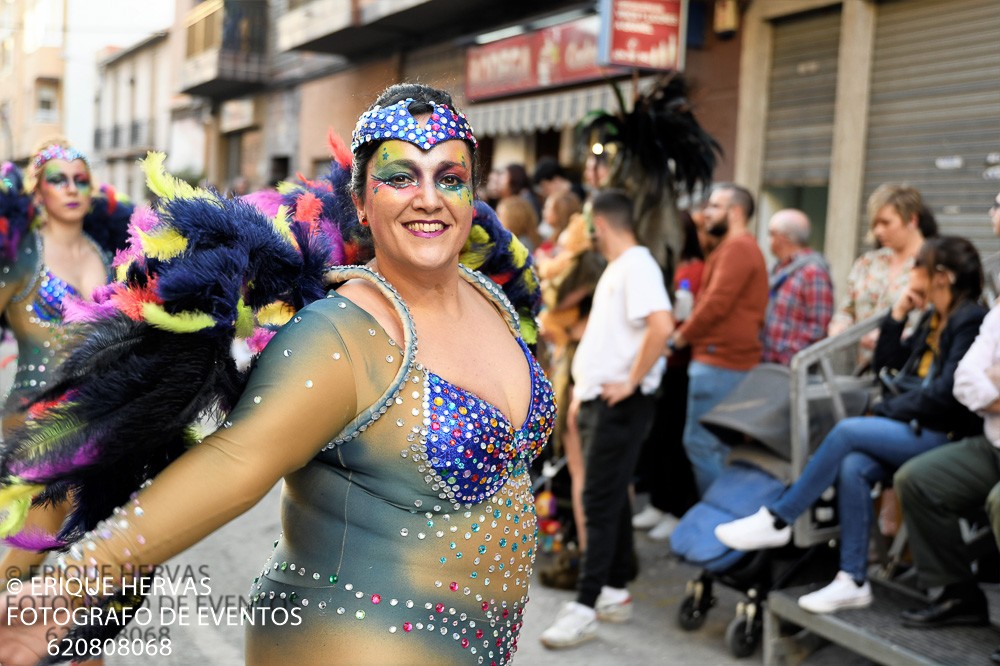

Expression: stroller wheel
xmin=677 ymin=595 xmax=709 ymax=630
xmin=725 ymin=616 xmax=760 ymax=658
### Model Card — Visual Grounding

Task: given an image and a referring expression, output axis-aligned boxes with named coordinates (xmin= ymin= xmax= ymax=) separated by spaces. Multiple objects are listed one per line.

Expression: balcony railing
xmin=129 ymin=120 xmax=154 ymax=148
xmin=181 ymin=0 xmax=268 ymax=99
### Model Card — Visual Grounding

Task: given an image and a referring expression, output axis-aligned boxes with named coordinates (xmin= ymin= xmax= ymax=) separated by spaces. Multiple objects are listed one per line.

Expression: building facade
xmin=93 ymin=33 xmax=176 ymax=203
xmin=0 ymin=0 xmax=67 ymax=163
xmin=737 ymin=0 xmax=1000 ymax=290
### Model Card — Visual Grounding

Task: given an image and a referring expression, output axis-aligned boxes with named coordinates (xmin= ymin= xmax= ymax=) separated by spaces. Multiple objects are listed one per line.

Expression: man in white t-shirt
xmin=541 ymin=189 xmax=673 ymax=649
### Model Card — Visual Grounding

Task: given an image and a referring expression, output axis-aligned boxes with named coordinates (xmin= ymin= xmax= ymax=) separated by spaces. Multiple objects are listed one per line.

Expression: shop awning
xmin=465 ymin=79 xmax=642 ymax=137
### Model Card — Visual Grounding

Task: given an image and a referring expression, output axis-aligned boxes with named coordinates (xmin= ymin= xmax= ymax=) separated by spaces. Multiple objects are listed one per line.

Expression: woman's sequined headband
xmin=32 ymin=145 xmax=89 ymax=170
xmin=351 ymin=99 xmax=477 ymax=154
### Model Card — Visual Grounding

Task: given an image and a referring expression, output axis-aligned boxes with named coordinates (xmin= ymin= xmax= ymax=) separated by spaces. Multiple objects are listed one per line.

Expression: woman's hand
xmin=891 ymin=286 xmax=925 ymax=322
xmin=860 ymin=329 xmax=881 ymax=351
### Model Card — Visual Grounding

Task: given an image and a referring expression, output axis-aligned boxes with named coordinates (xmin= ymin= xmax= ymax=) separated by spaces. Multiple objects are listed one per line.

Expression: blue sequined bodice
xmin=32 ymin=270 xmax=80 ymax=322
xmin=425 ymin=338 xmax=555 ymax=504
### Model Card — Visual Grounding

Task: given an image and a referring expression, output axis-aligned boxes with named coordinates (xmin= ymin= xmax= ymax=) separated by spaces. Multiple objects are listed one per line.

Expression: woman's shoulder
xmin=853 ymin=246 xmax=892 ymax=269
xmin=947 ymin=300 xmax=989 ymax=330
xmin=2 ymin=230 xmax=42 ymax=291
xmin=459 ymin=265 xmax=521 ymax=337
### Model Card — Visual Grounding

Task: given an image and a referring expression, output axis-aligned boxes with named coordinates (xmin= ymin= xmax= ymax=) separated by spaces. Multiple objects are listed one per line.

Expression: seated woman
xmin=716 ymin=235 xmax=987 ymax=614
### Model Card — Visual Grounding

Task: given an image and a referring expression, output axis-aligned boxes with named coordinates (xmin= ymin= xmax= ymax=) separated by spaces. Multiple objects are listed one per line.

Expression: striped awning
xmin=465 ymin=79 xmax=643 ymax=137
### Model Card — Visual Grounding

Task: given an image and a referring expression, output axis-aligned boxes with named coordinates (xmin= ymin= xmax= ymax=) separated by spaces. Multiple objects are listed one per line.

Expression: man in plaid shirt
xmin=762 ymin=209 xmax=834 ymax=365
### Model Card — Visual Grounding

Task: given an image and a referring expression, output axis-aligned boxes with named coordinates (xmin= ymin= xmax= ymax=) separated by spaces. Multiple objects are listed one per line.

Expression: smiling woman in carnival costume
xmin=0 ymin=83 xmax=551 ymax=665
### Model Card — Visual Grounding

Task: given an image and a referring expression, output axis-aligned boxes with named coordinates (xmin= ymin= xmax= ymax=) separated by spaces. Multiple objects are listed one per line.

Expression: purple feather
xmin=4 ymin=528 xmax=64 ymax=550
xmin=10 ymin=437 xmax=99 ymax=481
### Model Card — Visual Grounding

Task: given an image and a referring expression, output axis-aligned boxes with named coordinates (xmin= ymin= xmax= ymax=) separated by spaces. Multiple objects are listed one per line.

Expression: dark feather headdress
xmin=581 ymin=74 xmax=721 ymax=268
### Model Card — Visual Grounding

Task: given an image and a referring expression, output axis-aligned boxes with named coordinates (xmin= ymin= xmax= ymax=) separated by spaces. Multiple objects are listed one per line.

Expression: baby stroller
xmin=670 ymin=363 xmax=869 ymax=658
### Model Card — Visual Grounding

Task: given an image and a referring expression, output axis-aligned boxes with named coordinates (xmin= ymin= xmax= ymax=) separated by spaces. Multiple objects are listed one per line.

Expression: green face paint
xmin=43 ymin=162 xmax=91 ymax=194
xmin=368 ymin=140 xmax=472 ymax=203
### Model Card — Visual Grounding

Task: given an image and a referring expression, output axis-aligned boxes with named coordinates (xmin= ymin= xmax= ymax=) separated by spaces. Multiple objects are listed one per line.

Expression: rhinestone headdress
xmin=351 ymin=99 xmax=477 ymax=154
xmin=32 ymin=145 xmax=89 ymax=171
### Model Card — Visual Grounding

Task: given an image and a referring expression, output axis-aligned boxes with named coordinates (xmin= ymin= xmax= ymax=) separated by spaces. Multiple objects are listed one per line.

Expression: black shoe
xmin=900 ymin=594 xmax=989 ymax=628
xmin=991 ymin=645 xmax=1000 ymax=665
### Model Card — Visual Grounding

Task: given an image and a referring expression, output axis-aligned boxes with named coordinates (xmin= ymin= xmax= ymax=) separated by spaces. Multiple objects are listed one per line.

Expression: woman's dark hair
xmin=917 ymin=203 xmax=939 ymax=239
xmin=679 ymin=210 xmax=703 ymax=262
xmin=350 ymin=83 xmax=480 ymax=203
xmin=504 ymin=164 xmax=531 ymax=196
xmin=914 ymin=235 xmax=983 ymax=309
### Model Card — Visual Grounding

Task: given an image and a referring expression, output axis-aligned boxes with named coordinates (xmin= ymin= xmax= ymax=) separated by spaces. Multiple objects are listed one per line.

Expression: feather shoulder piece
xmin=83 ymin=183 xmax=135 ymax=258
xmin=0 ymin=152 xmax=336 ymax=550
xmin=0 ymin=162 xmax=35 ymax=263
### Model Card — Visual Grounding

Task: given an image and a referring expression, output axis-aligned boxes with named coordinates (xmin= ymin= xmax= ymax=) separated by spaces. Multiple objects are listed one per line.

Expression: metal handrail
xmin=788 ymin=312 xmax=884 ymax=548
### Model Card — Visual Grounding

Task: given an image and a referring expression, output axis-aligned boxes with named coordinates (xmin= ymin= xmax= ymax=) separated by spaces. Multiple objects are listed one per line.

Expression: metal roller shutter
xmin=861 ymin=0 xmax=1000 ymax=254
xmin=762 ymin=7 xmax=841 ymax=186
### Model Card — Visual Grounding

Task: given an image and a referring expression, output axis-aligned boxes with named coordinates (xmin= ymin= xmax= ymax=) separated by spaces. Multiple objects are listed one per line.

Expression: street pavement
xmin=81 ymin=484 xmax=863 ymax=665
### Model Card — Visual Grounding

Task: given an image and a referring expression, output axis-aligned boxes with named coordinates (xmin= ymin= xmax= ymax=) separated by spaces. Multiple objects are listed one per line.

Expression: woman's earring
xmin=359 ymin=216 xmax=369 ymax=226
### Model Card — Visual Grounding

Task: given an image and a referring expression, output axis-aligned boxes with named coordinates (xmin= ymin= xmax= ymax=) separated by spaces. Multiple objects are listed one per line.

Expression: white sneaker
xmin=632 ymin=505 xmax=667 ymax=529
xmin=714 ymin=507 xmax=791 ymax=550
xmin=595 ymin=586 xmax=633 ymax=623
xmin=540 ymin=601 xmax=598 ymax=649
xmin=798 ymin=571 xmax=873 ymax=613
xmin=647 ymin=514 xmax=680 ymax=541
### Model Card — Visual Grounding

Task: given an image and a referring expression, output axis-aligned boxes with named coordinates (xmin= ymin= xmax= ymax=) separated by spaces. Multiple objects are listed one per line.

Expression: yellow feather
xmin=519 ymin=318 xmax=538 ymax=346
xmin=0 ymin=483 xmax=45 ymax=537
xmin=115 ymin=261 xmax=132 ymax=282
xmin=141 ymin=303 xmax=215 ymax=333
xmin=508 ymin=236 xmax=528 ymax=267
xmin=460 ymin=227 xmax=492 ymax=269
xmin=524 ymin=268 xmax=539 ymax=292
xmin=257 ymin=301 xmax=296 ymax=327
xmin=235 ymin=298 xmax=255 ymax=338
xmin=276 ymin=181 xmax=298 ymax=195
xmin=138 ymin=227 xmax=188 ymax=261
xmin=272 ymin=205 xmax=295 ymax=244
xmin=467 ymin=225 xmax=490 ymax=245
xmin=140 ymin=152 xmax=212 ymax=202
xmin=0 ymin=498 xmax=32 ymax=537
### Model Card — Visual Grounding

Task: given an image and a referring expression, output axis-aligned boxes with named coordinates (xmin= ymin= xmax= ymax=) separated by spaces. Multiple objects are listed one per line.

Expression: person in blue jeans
xmin=716 ymin=236 xmax=987 ymax=614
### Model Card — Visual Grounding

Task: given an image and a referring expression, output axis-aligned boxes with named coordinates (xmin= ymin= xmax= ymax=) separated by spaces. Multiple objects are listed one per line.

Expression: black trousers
xmin=636 ymin=364 xmax=698 ymax=517
xmin=576 ymin=392 xmax=656 ymax=607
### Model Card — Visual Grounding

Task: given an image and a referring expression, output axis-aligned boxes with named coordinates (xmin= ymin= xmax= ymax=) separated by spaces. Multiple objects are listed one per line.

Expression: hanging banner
xmin=466 ymin=15 xmax=628 ymax=101
xmin=598 ymin=0 xmax=688 ymax=71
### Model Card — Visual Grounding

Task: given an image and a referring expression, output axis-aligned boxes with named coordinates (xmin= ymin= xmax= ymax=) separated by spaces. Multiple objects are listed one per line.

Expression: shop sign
xmin=466 ymin=16 xmax=627 ymax=101
xmin=598 ymin=0 xmax=687 ymax=71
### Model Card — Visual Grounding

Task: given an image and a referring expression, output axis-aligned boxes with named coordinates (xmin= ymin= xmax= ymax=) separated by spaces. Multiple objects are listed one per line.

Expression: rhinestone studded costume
xmin=0 ymin=232 xmax=107 ymax=434
xmin=64 ymin=266 xmax=555 ymax=665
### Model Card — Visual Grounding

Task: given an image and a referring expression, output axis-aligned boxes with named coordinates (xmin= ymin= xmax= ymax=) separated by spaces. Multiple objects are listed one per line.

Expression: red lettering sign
xmin=466 ymin=16 xmax=627 ymax=101
xmin=598 ymin=0 xmax=687 ymax=71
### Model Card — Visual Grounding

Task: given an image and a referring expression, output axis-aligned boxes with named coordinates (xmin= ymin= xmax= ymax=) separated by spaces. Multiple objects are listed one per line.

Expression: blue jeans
xmin=683 ymin=361 xmax=748 ymax=495
xmin=769 ymin=416 xmax=950 ymax=580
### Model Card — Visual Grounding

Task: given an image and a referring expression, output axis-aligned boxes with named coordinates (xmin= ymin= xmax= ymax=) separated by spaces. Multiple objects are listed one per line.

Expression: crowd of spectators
xmin=514 ymin=149 xmax=1000 ymax=658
